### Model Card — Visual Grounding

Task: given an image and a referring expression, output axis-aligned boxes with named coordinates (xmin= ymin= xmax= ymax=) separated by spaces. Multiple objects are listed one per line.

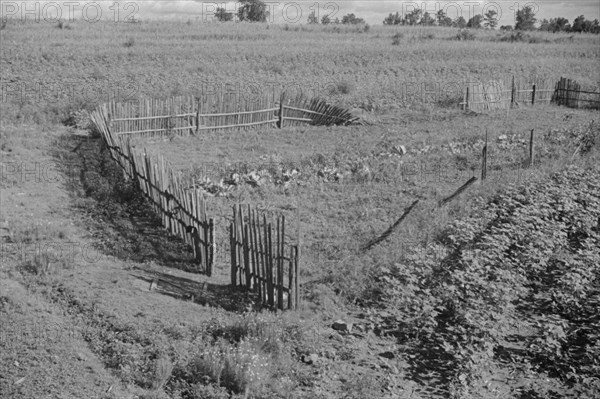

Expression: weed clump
xmin=330 ymin=81 xmax=355 ymax=95
xmin=392 ymin=32 xmax=404 ymax=45
xmin=124 ymin=37 xmax=135 ymax=47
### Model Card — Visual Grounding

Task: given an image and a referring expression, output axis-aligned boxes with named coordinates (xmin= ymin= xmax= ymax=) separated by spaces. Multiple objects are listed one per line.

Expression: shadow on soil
xmin=50 ymin=130 xmax=254 ymax=312
xmin=130 ymin=267 xmax=256 ymax=312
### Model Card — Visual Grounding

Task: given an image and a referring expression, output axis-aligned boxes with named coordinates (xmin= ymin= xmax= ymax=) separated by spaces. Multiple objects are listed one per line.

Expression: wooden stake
xmin=481 ymin=129 xmax=488 ymax=182
xmin=511 ymin=75 xmax=515 ymax=108
xmin=278 ymin=215 xmax=285 ymax=310
xmin=529 ymin=129 xmax=535 ymax=168
xmin=278 ymin=92 xmax=285 ymax=128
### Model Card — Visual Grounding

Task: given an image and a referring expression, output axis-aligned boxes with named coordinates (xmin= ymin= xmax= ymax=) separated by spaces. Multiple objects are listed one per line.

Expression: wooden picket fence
xmin=101 ymin=92 xmax=360 ymax=140
xmin=230 ymin=204 xmax=300 ymax=310
xmin=109 ymin=96 xmax=197 ymax=138
xmin=90 ymin=104 xmax=215 ymax=275
xmin=462 ymin=76 xmax=599 ymax=112
xmin=461 ymin=76 xmax=555 ymax=112
xmin=553 ymin=77 xmax=600 ymax=109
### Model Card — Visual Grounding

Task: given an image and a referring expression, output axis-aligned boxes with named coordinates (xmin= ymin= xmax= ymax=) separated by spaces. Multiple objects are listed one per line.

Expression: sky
xmin=2 ymin=1 xmax=599 ymax=26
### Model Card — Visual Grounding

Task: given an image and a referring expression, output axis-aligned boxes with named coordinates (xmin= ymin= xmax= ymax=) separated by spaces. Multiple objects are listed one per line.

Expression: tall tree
xmin=453 ymin=16 xmax=467 ymax=28
xmin=420 ymin=12 xmax=435 ymax=26
xmin=383 ymin=12 xmax=402 ymax=25
xmin=237 ymin=0 xmax=269 ymax=22
xmin=571 ymin=15 xmax=595 ymax=33
xmin=404 ymin=9 xmax=422 ymax=25
xmin=467 ymin=14 xmax=484 ymax=29
xmin=484 ymin=10 xmax=498 ymax=29
xmin=515 ymin=5 xmax=536 ymax=30
xmin=436 ymin=10 xmax=453 ymax=27
xmin=215 ymin=7 xmax=233 ymax=22
xmin=552 ymin=17 xmax=571 ymax=32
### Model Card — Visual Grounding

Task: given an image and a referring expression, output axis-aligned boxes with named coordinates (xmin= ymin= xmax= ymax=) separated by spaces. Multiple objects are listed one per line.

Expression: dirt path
xmin=1 ymin=125 xmax=136 ymax=398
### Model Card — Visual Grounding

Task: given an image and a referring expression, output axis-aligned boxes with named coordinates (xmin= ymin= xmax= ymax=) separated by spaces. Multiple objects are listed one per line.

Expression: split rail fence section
xmin=230 ymin=205 xmax=299 ymax=310
xmin=90 ymin=104 xmax=215 ymax=275
xmin=462 ymin=76 xmax=599 ymax=112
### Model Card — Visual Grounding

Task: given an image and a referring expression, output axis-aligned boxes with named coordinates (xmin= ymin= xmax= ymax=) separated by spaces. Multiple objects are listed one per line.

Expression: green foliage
xmin=571 ymin=15 xmax=597 ymax=33
xmin=307 ymin=11 xmax=318 ymax=25
xmin=383 ymin=12 xmax=402 ymax=26
xmin=237 ymin=0 xmax=269 ymax=23
xmin=454 ymin=16 xmax=467 ymax=29
xmin=539 ymin=17 xmax=571 ymax=33
xmin=483 ymin=10 xmax=498 ymax=29
xmin=420 ymin=12 xmax=435 ymax=26
xmin=373 ymin=164 xmax=600 ymax=396
xmin=215 ymin=8 xmax=233 ymax=22
xmin=516 ymin=5 xmax=537 ymax=31
xmin=341 ymin=13 xmax=365 ymax=25
xmin=404 ymin=9 xmax=423 ymax=26
xmin=466 ymin=15 xmax=484 ymax=29
xmin=437 ymin=10 xmax=453 ymax=27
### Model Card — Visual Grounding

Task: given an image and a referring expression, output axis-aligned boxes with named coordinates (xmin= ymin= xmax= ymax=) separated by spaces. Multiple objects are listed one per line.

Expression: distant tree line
xmin=382 ymin=8 xmax=498 ymax=29
xmin=213 ymin=0 xmax=367 ymax=26
xmin=212 ymin=2 xmax=599 ymax=34
xmin=381 ymin=6 xmax=600 ymax=34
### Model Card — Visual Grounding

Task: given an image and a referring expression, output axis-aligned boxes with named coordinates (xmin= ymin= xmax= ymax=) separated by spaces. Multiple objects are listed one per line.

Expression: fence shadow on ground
xmin=130 ymin=267 xmax=256 ymax=312
xmin=50 ymin=132 xmax=210 ymax=273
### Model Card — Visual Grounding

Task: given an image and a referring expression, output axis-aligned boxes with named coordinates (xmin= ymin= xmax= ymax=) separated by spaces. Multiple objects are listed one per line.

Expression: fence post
xmin=464 ymin=86 xmax=469 ymax=110
xmin=481 ymin=130 xmax=487 ymax=182
xmin=230 ymin=205 xmax=237 ymax=287
xmin=230 ymin=222 xmax=236 ymax=287
xmin=278 ymin=93 xmax=285 ymax=128
xmin=511 ymin=75 xmax=515 ymax=107
xmin=532 ymin=84 xmax=536 ymax=105
xmin=195 ymin=97 xmax=200 ymax=135
xmin=529 ymin=129 xmax=535 ymax=168
xmin=278 ymin=215 xmax=285 ymax=310
xmin=267 ymin=221 xmax=274 ymax=308
xmin=243 ymin=224 xmax=251 ymax=291
xmin=296 ymin=207 xmax=301 ymax=309
xmin=208 ymin=218 xmax=214 ymax=277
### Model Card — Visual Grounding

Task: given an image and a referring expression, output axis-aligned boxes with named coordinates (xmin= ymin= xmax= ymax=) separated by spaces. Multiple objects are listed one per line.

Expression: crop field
xmin=1 ymin=18 xmax=599 ymax=399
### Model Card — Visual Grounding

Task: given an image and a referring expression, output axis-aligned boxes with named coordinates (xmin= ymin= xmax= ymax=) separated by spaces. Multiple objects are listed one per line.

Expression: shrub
xmin=454 ymin=29 xmax=476 ymax=41
xmin=392 ymin=32 xmax=404 ymax=45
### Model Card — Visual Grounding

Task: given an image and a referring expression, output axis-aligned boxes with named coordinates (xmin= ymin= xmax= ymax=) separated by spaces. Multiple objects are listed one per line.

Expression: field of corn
xmin=1 ymin=19 xmax=599 ymax=399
